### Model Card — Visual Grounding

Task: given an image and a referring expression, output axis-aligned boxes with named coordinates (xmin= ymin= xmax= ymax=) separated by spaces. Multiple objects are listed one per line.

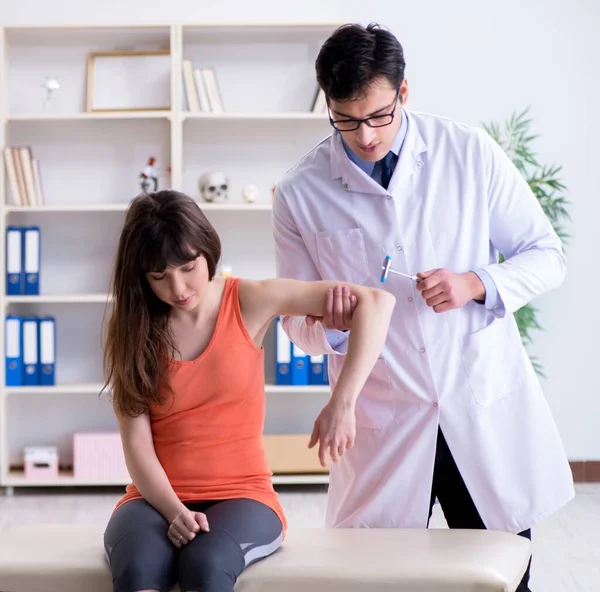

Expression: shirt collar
xmin=341 ymin=107 xmax=409 ymax=176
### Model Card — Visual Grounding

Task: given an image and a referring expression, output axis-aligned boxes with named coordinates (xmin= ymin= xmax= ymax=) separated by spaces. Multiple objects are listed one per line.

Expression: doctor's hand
xmin=308 ymin=397 xmax=356 ymax=468
xmin=305 ymin=285 xmax=357 ymax=331
xmin=416 ymin=269 xmax=486 ymax=313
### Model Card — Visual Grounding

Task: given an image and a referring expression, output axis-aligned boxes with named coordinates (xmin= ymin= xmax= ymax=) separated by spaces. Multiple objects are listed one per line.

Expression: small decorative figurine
xmin=139 ymin=157 xmax=159 ymax=194
xmin=242 ymin=184 xmax=260 ymax=204
xmin=41 ymin=76 xmax=60 ymax=112
xmin=199 ymin=172 xmax=229 ymax=202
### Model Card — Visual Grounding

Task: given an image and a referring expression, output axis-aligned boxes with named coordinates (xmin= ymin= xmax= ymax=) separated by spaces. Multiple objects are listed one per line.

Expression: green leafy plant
xmin=482 ymin=108 xmax=570 ymax=377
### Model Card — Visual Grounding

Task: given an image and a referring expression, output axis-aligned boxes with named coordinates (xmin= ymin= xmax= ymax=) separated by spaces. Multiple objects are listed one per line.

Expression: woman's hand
xmin=308 ymin=396 xmax=356 ymax=467
xmin=167 ymin=507 xmax=210 ymax=547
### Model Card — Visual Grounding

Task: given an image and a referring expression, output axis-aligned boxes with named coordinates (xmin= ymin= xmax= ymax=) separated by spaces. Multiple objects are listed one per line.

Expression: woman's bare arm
xmin=117 ymin=411 xmax=187 ymax=522
xmin=239 ymin=278 xmax=396 ymax=465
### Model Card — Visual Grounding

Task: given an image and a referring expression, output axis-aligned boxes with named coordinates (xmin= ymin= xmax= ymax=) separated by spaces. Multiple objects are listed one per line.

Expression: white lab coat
xmin=272 ymin=109 xmax=574 ymax=533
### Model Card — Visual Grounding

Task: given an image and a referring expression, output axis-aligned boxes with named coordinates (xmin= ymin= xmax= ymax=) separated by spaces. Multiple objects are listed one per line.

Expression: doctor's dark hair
xmin=103 ymin=190 xmax=221 ymax=417
xmin=315 ymin=23 xmax=405 ymax=101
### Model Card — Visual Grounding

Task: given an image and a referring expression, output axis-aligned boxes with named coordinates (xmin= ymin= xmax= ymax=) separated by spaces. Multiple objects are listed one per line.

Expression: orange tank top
xmin=114 ymin=277 xmax=287 ymax=532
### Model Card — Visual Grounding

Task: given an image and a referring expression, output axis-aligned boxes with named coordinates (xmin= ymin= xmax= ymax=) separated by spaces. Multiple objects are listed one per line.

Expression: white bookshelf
xmin=5 ymin=293 xmax=111 ymax=304
xmin=0 ymin=22 xmax=336 ymax=490
xmin=3 ymin=383 xmax=330 ymax=397
xmin=5 ymin=203 xmax=273 ymax=213
xmin=8 ymin=112 xmax=172 ymax=121
xmin=2 ymin=469 xmax=329 ymax=488
xmin=182 ymin=112 xmax=328 ymax=121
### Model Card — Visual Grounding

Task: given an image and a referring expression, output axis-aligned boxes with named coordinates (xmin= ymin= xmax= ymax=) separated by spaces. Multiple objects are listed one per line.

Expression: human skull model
xmin=199 ymin=172 xmax=228 ymax=202
xmin=242 ymin=184 xmax=260 ymax=204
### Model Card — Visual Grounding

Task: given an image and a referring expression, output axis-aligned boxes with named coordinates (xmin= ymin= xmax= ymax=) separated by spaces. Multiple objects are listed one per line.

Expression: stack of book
xmin=182 ymin=60 xmax=224 ymax=113
xmin=3 ymin=147 xmax=45 ymax=207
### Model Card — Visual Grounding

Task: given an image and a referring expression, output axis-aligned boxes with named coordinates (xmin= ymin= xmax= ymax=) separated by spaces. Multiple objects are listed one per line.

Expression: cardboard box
xmin=73 ymin=432 xmax=130 ymax=481
xmin=24 ymin=446 xmax=59 ymax=480
xmin=263 ymin=434 xmax=329 ymax=474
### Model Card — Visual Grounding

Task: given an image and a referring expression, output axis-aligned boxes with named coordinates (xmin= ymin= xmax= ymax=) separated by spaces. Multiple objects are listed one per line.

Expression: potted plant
xmin=482 ymin=108 xmax=570 ymax=376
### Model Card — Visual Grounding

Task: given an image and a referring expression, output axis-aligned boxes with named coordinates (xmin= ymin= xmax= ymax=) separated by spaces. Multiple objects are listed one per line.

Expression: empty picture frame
xmin=86 ymin=50 xmax=171 ymax=112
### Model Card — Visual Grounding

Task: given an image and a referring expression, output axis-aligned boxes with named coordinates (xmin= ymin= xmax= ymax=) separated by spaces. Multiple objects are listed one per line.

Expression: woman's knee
xmin=104 ymin=500 xmax=176 ymax=591
xmin=115 ymin=559 xmax=165 ymax=592
xmin=106 ymin=530 xmax=176 ymax=592
xmin=179 ymin=529 xmax=244 ymax=592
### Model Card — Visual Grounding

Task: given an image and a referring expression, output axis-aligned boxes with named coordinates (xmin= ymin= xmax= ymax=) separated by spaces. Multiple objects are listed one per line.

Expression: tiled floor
xmin=1 ymin=483 xmax=598 ymax=591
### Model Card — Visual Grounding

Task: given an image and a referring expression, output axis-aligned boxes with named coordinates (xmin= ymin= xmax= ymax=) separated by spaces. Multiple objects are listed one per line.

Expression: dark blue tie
xmin=379 ymin=151 xmax=396 ymax=190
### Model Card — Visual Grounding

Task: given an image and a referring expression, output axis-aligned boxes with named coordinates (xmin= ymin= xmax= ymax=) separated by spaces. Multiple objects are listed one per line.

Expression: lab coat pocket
xmin=315 ymin=227 xmax=371 ymax=285
xmin=460 ymin=319 xmax=525 ymax=407
xmin=354 ymin=356 xmax=395 ymax=430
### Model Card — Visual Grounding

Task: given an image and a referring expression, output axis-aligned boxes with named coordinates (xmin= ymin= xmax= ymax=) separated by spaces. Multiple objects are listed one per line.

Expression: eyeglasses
xmin=328 ymin=90 xmax=400 ymax=132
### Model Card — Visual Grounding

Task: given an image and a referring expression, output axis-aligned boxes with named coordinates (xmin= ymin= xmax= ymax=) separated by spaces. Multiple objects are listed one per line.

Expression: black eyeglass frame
xmin=328 ymin=90 xmax=401 ymax=132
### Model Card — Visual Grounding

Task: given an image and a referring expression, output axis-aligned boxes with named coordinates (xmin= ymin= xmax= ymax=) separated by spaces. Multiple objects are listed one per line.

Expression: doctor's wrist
xmin=465 ymin=271 xmax=486 ymax=302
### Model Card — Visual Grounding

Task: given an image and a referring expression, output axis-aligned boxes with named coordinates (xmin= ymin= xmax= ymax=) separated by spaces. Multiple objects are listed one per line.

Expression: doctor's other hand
xmin=416 ymin=269 xmax=486 ymax=313
xmin=308 ymin=397 xmax=356 ymax=468
xmin=305 ymin=285 xmax=357 ymax=331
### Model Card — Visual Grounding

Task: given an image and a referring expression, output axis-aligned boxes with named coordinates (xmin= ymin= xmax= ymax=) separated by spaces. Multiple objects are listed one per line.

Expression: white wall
xmin=1 ymin=0 xmax=598 ymax=460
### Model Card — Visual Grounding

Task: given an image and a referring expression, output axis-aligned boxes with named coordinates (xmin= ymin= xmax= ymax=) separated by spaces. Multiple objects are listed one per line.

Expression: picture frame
xmin=86 ymin=50 xmax=171 ymax=112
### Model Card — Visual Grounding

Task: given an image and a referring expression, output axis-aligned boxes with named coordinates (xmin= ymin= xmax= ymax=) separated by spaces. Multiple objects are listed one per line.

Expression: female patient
xmin=102 ymin=190 xmax=395 ymax=592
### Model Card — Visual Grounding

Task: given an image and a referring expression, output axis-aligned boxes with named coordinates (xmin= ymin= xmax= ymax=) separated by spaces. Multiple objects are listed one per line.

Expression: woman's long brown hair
xmin=103 ymin=190 xmax=221 ymax=417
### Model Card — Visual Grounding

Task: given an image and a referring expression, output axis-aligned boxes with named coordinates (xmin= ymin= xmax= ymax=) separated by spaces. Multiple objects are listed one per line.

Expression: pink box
xmin=73 ymin=432 xmax=130 ymax=481
xmin=24 ymin=446 xmax=59 ymax=480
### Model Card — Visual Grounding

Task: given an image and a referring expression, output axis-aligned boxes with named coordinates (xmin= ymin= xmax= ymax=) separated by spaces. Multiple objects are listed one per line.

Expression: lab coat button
xmin=396 ymin=245 xmax=403 ymax=251
xmin=433 ymin=402 xmax=438 ymax=408
xmin=419 ymin=347 xmax=426 ymax=354
xmin=386 ymin=195 xmax=392 ymax=200
xmin=417 ymin=160 xmax=423 ymax=168
xmin=408 ymin=297 xmax=414 ymax=302
xmin=343 ymin=182 xmax=350 ymax=190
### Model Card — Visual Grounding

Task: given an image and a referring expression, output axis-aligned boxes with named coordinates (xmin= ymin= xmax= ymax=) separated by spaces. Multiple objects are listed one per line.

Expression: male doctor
xmin=272 ymin=23 xmax=574 ymax=591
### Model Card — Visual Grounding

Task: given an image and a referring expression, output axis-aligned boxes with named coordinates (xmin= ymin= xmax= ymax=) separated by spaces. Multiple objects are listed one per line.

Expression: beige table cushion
xmin=0 ymin=524 xmax=531 ymax=592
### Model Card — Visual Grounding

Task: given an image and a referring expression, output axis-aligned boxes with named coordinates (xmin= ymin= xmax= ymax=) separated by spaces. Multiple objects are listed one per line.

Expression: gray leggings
xmin=104 ymin=498 xmax=283 ymax=592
